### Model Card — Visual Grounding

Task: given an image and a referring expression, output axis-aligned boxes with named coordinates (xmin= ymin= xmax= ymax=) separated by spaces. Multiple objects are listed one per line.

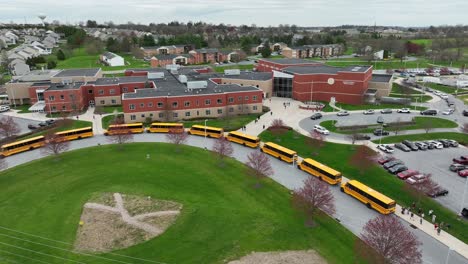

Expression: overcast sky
xmin=1 ymin=0 xmax=466 ymax=27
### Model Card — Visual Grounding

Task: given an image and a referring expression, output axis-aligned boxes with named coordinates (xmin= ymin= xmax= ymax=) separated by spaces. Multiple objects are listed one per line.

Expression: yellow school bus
xmin=147 ymin=122 xmax=184 ymax=133
xmin=104 ymin=123 xmax=144 ymax=136
xmin=0 ymin=136 xmax=46 ymax=157
xmin=261 ymin=142 xmax=298 ymax=163
xmin=226 ymin=131 xmax=260 ymax=148
xmin=298 ymin=158 xmax=342 ymax=185
xmin=54 ymin=127 xmax=93 ymax=141
xmin=188 ymin=125 xmax=223 ymax=138
xmin=341 ymin=180 xmax=396 ymax=214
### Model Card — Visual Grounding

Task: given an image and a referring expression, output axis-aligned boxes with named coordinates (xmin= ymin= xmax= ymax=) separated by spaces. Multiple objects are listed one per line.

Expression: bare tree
xmin=349 ymin=145 xmax=378 ymax=174
xmin=245 ymin=151 xmax=273 ymax=187
xmin=41 ymin=132 xmax=70 ymax=157
xmin=306 ymin=130 xmax=326 ymax=156
xmin=106 ymin=117 xmax=133 ymax=147
xmin=165 ymin=127 xmax=188 ymax=152
xmin=269 ymin=118 xmax=288 ymax=141
xmin=346 ymin=126 xmax=362 ymax=144
xmin=212 ymin=136 xmax=234 ymax=166
xmin=421 ymin=119 xmax=434 ymax=133
xmin=0 ymin=116 xmax=20 ymax=138
xmin=292 ymin=176 xmax=335 ymax=226
xmin=361 ymin=215 xmax=422 ymax=264
xmin=462 ymin=123 xmax=468 ymax=134
xmin=392 ymin=117 xmax=405 ymax=135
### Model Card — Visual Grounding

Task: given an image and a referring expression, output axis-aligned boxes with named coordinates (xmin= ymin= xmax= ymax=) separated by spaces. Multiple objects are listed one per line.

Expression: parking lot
xmin=0 ymin=113 xmax=41 ymax=139
xmin=391 ymin=145 xmax=468 ymax=214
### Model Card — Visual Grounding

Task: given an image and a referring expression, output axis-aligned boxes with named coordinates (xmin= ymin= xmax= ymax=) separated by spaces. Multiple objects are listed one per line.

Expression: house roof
xmin=103 ymin=52 xmax=121 ymax=59
xmin=283 ymin=65 xmax=371 ymax=75
xmin=53 ymin=68 xmax=101 ymax=78
xmin=154 ymin=54 xmax=192 ymax=60
xmin=371 ymin=74 xmax=393 ymax=83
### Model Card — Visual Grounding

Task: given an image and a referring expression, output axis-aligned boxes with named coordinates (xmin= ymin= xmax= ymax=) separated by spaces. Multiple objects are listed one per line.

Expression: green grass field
xmin=259 ymin=130 xmax=468 ymax=244
xmin=391 ymin=83 xmax=424 ymax=94
xmin=324 ymin=57 xmax=468 ymax=70
xmin=425 ymin=83 xmax=459 ymax=94
xmin=11 ymin=105 xmax=32 ymax=114
xmin=101 ymin=114 xmax=123 ymax=129
xmin=372 ymin=132 xmax=468 ymax=145
xmin=0 ymin=143 xmax=361 ymax=264
xmin=457 ymin=94 xmax=468 ymax=105
xmin=409 ymin=39 xmax=433 ymax=46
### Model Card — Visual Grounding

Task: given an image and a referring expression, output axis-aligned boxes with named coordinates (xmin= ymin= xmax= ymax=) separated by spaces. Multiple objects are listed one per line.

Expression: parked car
xmin=397 ymin=169 xmax=419 ymax=180
xmin=363 ymin=109 xmax=375 ymax=115
xmin=380 ymin=109 xmax=393 ymax=114
xmin=377 ymin=144 xmax=394 ymax=153
xmin=446 ymin=139 xmax=459 ymax=147
xmin=337 ymin=111 xmax=349 ymax=116
xmin=427 ymin=187 xmax=449 ymax=198
xmin=426 ymin=140 xmax=443 ymax=149
xmin=310 ymin=113 xmax=323 ymax=120
xmin=383 ymin=159 xmax=404 ymax=169
xmin=389 ymin=165 xmax=408 ymax=174
xmin=406 ymin=174 xmax=428 ymax=184
xmin=28 ymin=124 xmax=39 ymax=130
xmin=453 ymin=156 xmax=468 ymax=165
xmin=373 ymin=128 xmax=389 ymax=136
xmin=355 ymin=134 xmax=371 ymax=140
xmin=414 ymin=141 xmax=428 ymax=151
xmin=436 ymin=139 xmax=451 ymax=148
xmin=377 ymin=116 xmax=384 ymax=124
xmin=442 ymin=109 xmax=455 ymax=115
xmin=420 ymin=109 xmax=437 ymax=115
xmin=38 ymin=122 xmax=48 ymax=127
xmin=458 ymin=169 xmax=468 ymax=177
xmin=313 ymin=125 xmax=330 ymax=135
xmin=461 ymin=208 xmax=468 ymax=218
xmin=463 ymin=110 xmax=468 ymax=117
xmin=378 ymin=156 xmax=395 ymax=165
xmin=423 ymin=141 xmax=436 ymax=149
xmin=0 ymin=105 xmax=10 ymax=112
xmin=402 ymin=140 xmax=418 ymax=151
xmin=394 ymin=143 xmax=411 ymax=152
xmin=449 ymin=163 xmax=466 ymax=172
xmin=45 ymin=119 xmax=56 ymax=125
xmin=397 ymin=108 xmax=411 ymax=113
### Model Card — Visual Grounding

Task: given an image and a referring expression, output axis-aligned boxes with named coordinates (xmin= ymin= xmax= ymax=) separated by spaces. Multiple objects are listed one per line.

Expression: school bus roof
xmin=109 ymin=123 xmax=143 ymax=127
xmin=191 ymin=125 xmax=223 ymax=131
xmin=347 ymin=180 xmax=395 ymax=204
xmin=264 ymin=142 xmax=297 ymax=155
xmin=55 ymin=126 xmax=93 ymax=135
xmin=228 ymin=131 xmax=259 ymax=140
xmin=1 ymin=135 xmax=45 ymax=148
xmin=150 ymin=122 xmax=183 ymax=126
xmin=303 ymin=158 xmax=341 ymax=176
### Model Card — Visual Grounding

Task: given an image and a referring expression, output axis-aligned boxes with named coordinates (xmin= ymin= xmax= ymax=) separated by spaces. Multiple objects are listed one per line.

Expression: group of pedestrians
xmin=401 ymin=202 xmax=449 ymax=236
xmin=283 ymin=102 xmax=291 ymax=109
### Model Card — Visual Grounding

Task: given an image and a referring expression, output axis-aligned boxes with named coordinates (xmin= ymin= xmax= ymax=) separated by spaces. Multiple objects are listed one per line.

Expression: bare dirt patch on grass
xmin=74 ymin=193 xmax=182 ymax=253
xmin=228 ymin=250 xmax=327 ymax=264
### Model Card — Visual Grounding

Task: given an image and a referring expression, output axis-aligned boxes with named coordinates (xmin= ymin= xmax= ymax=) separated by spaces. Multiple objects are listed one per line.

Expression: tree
xmin=403 ymin=174 xmax=439 ymax=205
xmin=305 ymin=130 xmax=325 ymax=156
xmin=140 ymin=35 xmax=156 ymax=47
xmin=56 ymin=49 xmax=66 ymax=60
xmin=0 ymin=116 xmax=20 ymax=138
xmin=245 ymin=151 xmax=273 ymax=187
xmin=261 ymin=42 xmax=272 ymax=58
xmin=86 ymin=20 xmax=98 ymax=28
xmin=392 ymin=117 xmax=405 ymax=135
xmin=354 ymin=239 xmax=385 ymax=264
xmin=41 ymin=132 xmax=70 ymax=157
xmin=165 ymin=127 xmax=188 ymax=152
xmin=269 ymin=118 xmax=288 ymax=141
xmin=85 ymin=39 xmax=104 ymax=55
xmin=349 ymin=145 xmax=378 ymax=174
xmin=421 ymin=119 xmax=433 ymax=133
xmin=346 ymin=126 xmax=362 ymax=144
xmin=106 ymin=117 xmax=133 ymax=147
xmin=361 ymin=215 xmax=422 ymax=264
xmin=106 ymin=37 xmax=120 ymax=53
xmin=212 ymin=136 xmax=234 ymax=166
xmin=292 ymin=176 xmax=335 ymax=226
xmin=47 ymin=60 xmax=57 ymax=69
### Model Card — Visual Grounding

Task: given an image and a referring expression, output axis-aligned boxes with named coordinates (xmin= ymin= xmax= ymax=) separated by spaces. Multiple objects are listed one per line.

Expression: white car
xmin=442 ymin=109 xmax=454 ymax=115
xmin=377 ymin=144 xmax=394 ymax=153
xmin=313 ymin=125 xmax=329 ymax=135
xmin=428 ymin=140 xmax=443 ymax=149
xmin=363 ymin=109 xmax=375 ymax=115
xmin=439 ymin=94 xmax=449 ymax=100
xmin=0 ymin=105 xmax=10 ymax=112
xmin=406 ymin=174 xmax=427 ymax=185
xmin=397 ymin=108 xmax=411 ymax=113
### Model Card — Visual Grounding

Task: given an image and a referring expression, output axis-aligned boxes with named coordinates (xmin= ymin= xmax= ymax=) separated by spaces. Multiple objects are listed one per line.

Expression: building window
xmin=217 ymin=98 xmax=222 ymax=104
xmin=49 ymin=95 xmax=55 ymax=101
xmin=88 ymin=89 xmax=93 ymax=94
xmin=148 ymin=102 xmax=153 ymax=107
xmin=100 ymin=100 xmax=105 ymax=105
xmin=185 ymin=112 xmax=190 ymax=117
xmin=51 ymin=106 xmax=56 ymax=111
xmin=141 ymin=114 xmax=145 ymax=118
xmin=196 ymin=100 xmax=199 ymax=106
xmin=140 ymin=103 xmax=145 ymax=108
xmin=244 ymin=96 xmax=249 ymax=101
xmin=158 ymin=113 xmax=164 ymax=118
xmin=130 ymin=115 xmax=136 ymax=120
xmin=173 ymin=113 xmax=178 ymax=118
xmin=253 ymin=106 xmax=258 ymax=110
xmin=184 ymin=101 xmax=190 ymax=107
xmin=238 ymin=106 xmax=241 ymax=110
xmin=205 ymin=99 xmax=211 ymax=105
xmin=256 ymin=85 xmax=259 ymax=88
xmin=98 ymin=90 xmax=104 ymax=95
xmin=229 ymin=107 xmax=234 ymax=112
xmin=228 ymin=97 xmax=234 ymax=103
xmin=62 ymin=105 xmax=66 ymax=110
xmin=253 ymin=95 xmax=257 ymax=101
xmin=70 ymin=94 xmax=75 ymax=100
xmin=111 ymin=99 xmax=116 ymax=104
xmin=217 ymin=109 xmax=222 ymax=114
xmin=157 ymin=102 xmax=163 ymax=108
xmin=60 ymin=95 xmax=64 ymax=100
xmin=238 ymin=96 xmax=242 ymax=102
xmin=172 ymin=102 xmax=178 ymax=108
xmin=150 ymin=113 xmax=153 ymax=117
xmin=110 ymin=89 xmax=116 ymax=95
xmin=206 ymin=110 xmax=211 ymax=115
xmin=122 ymin=87 xmax=128 ymax=93
xmin=129 ymin=104 xmax=135 ymax=110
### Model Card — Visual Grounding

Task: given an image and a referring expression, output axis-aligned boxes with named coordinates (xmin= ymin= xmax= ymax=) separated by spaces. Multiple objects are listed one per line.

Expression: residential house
xmin=9 ymin=60 xmax=30 ymax=76
xmin=100 ymin=52 xmax=125 ymax=67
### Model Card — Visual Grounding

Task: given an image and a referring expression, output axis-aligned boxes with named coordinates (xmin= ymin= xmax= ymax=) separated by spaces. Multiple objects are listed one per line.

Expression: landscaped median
xmin=372 ymin=132 xmax=468 ymax=146
xmin=16 ymin=120 xmax=93 ymax=140
xmin=259 ymin=130 xmax=468 ymax=244
xmin=321 ymin=102 xmax=427 ymax=112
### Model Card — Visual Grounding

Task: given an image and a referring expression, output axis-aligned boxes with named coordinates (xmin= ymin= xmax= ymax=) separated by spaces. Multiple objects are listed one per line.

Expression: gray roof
xmin=47 ymin=82 xmax=84 ymax=91
xmin=175 ymin=69 xmax=272 ymax=82
xmin=155 ymin=54 xmax=192 ymax=60
xmin=53 ymin=68 xmax=100 ymax=77
xmin=283 ymin=65 xmax=371 ymax=75
xmin=371 ymin=74 xmax=393 ymax=83
xmin=103 ymin=52 xmax=120 ymax=59
xmin=126 ymin=68 xmax=167 ymax=73
xmin=193 ymin=48 xmax=220 ymax=53
xmin=95 ymin=76 xmax=148 ymax=85
xmin=260 ymin=58 xmax=322 ymax=65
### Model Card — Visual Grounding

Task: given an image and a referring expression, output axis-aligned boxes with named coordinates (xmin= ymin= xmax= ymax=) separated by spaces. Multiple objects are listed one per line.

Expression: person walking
xmin=434 ymin=223 xmax=438 ymax=230
xmin=437 ymin=226 xmax=441 ymax=235
xmin=432 ymin=214 xmax=436 ymax=223
xmin=418 ymin=208 xmax=422 ymax=215
xmin=421 ymin=213 xmax=425 ymax=220
xmin=428 ymin=209 xmax=433 ymax=216
xmin=420 ymin=217 xmax=423 ymax=225
xmin=263 ymin=124 xmax=265 ymax=129
xmin=410 ymin=212 xmax=414 ymax=220
xmin=401 ymin=207 xmax=406 ymax=215
xmin=270 ymin=111 xmax=273 ymax=116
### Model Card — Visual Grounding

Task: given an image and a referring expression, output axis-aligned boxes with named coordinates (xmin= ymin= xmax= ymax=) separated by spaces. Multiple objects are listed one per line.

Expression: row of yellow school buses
xmin=1 ymin=122 xmax=396 ymax=215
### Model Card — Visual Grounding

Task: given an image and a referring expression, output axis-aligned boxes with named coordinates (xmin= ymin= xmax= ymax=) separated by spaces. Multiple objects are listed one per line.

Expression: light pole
xmin=204 ymin=119 xmax=208 ymax=148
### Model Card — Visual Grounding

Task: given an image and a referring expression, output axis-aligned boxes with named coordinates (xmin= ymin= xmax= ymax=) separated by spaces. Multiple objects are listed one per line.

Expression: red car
xmin=378 ymin=156 xmax=395 ymax=165
xmin=397 ymin=169 xmax=419 ymax=180
xmin=458 ymin=169 xmax=468 ymax=177
xmin=453 ymin=156 xmax=468 ymax=165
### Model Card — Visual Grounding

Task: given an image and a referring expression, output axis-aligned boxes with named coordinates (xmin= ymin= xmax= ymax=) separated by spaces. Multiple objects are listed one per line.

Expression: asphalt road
xmin=2 ymin=134 xmax=467 ymax=264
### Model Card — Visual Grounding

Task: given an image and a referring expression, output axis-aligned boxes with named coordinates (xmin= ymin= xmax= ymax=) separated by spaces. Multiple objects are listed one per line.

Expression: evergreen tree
xmin=47 ymin=60 xmax=57 ymax=69
xmin=56 ymin=49 xmax=66 ymax=60
xmin=261 ymin=42 xmax=272 ymax=58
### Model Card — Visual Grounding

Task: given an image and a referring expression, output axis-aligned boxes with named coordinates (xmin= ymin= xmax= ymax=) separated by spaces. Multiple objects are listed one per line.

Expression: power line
xmin=0 ymin=225 xmax=169 ymax=264
xmin=0 ymin=241 xmax=86 ymax=264
xmin=0 ymin=249 xmax=50 ymax=264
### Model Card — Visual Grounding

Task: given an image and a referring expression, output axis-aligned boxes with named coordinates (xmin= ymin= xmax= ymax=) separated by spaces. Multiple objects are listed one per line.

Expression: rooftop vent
xmin=351 ymin=67 xmax=362 ymax=72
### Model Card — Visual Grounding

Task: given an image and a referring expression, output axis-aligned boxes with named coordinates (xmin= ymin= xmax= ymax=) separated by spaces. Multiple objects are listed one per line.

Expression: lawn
xmin=409 ymin=39 xmax=433 ymax=46
xmin=213 ymin=64 xmax=254 ymax=73
xmin=372 ymin=132 xmax=468 ymax=145
xmin=11 ymin=104 xmax=32 ymax=114
xmin=101 ymin=114 xmax=123 ymax=129
xmin=424 ymin=83 xmax=459 ymax=94
xmin=324 ymin=57 xmax=468 ymax=70
xmin=457 ymin=94 xmax=468 ymax=105
xmin=182 ymin=114 xmax=261 ymax=131
xmin=391 ymin=83 xmax=424 ymax=95
xmin=0 ymin=143 xmax=361 ymax=264
xmin=95 ymin=105 xmax=123 ymax=114
xmin=259 ymin=130 xmax=468 ymax=244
